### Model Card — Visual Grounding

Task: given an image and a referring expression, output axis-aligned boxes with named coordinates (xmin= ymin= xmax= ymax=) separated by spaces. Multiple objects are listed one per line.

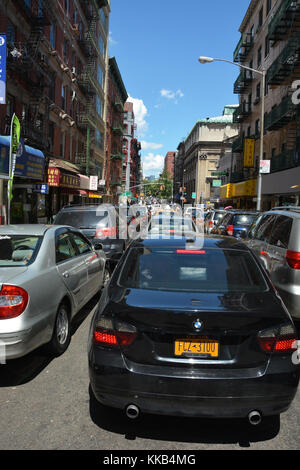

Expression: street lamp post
xmin=198 ymin=56 xmax=266 ymax=211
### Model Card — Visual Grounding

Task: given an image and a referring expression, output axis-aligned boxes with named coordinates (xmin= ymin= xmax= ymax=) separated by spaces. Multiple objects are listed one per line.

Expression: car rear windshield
xmin=54 ymin=210 xmax=109 ymax=228
xmin=232 ymin=214 xmax=257 ymax=226
xmin=149 ymin=218 xmax=195 ymax=233
xmin=119 ymin=247 xmax=267 ymax=293
xmin=214 ymin=212 xmax=225 ymax=222
xmin=0 ymin=235 xmax=42 ymax=266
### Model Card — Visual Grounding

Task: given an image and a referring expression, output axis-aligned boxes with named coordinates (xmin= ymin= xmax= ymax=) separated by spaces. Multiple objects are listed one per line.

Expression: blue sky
xmin=109 ymin=0 xmax=251 ymax=177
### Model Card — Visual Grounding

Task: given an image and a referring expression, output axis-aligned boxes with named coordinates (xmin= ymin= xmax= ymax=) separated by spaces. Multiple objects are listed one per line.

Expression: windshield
xmin=54 ymin=210 xmax=109 ymax=228
xmin=119 ymin=247 xmax=267 ymax=293
xmin=0 ymin=235 xmax=42 ymax=266
xmin=232 ymin=214 xmax=258 ymax=226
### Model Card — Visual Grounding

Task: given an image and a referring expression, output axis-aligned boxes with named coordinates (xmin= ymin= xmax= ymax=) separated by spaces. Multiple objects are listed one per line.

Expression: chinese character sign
xmin=243 ymin=138 xmax=255 ymax=167
xmin=48 ymin=168 xmax=60 ymax=186
xmin=0 ymin=34 xmax=6 ymax=105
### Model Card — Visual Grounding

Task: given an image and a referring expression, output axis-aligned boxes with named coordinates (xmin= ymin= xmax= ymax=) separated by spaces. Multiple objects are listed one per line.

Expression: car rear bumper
xmin=89 ymin=349 xmax=299 ymax=418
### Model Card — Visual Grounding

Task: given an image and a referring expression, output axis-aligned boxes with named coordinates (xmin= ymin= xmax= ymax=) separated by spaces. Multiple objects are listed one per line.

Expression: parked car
xmin=211 ymin=210 xmax=261 ymax=239
xmin=244 ymin=206 xmax=300 ymax=322
xmin=53 ymin=204 xmax=127 ymax=275
xmin=88 ymin=236 xmax=299 ymax=423
xmin=204 ymin=210 xmax=226 ymax=233
xmin=0 ymin=224 xmax=106 ymax=360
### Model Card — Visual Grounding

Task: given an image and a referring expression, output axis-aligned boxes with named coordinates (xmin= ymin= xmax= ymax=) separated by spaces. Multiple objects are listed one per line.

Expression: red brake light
xmin=286 ymin=250 xmax=300 ymax=269
xmin=226 ymin=225 xmax=234 ymax=236
xmin=209 ymin=221 xmax=213 ymax=226
xmin=258 ymin=324 xmax=297 ymax=353
xmin=176 ymin=250 xmax=206 ymax=254
xmin=95 ymin=227 xmax=116 ymax=238
xmin=0 ymin=285 xmax=29 ymax=319
xmin=93 ymin=318 xmax=137 ymax=347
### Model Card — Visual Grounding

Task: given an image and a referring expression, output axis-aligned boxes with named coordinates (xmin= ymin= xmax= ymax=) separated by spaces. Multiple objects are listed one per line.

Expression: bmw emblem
xmin=193 ymin=319 xmax=202 ymax=331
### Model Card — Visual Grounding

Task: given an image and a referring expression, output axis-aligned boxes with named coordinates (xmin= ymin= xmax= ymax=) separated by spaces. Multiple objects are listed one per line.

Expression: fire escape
xmin=6 ymin=0 xmax=52 ymax=151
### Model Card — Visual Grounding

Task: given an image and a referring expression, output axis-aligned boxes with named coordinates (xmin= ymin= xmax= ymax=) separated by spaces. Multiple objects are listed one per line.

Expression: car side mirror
xmin=94 ymin=243 xmax=103 ymax=251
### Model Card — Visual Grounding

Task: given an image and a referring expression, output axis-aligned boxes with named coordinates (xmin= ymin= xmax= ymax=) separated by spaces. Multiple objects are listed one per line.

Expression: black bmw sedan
xmin=88 ymin=236 xmax=299 ymax=424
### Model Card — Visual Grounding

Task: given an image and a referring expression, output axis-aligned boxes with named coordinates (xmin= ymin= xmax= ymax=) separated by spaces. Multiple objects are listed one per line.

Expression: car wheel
xmin=46 ymin=303 xmax=71 ymax=356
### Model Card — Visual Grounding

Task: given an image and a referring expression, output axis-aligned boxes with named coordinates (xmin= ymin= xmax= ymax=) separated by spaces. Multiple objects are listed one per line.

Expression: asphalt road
xmin=0 ymin=293 xmax=299 ymax=451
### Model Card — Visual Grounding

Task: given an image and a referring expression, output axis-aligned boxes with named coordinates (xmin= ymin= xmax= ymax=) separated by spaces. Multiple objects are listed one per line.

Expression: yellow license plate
xmin=174 ymin=339 xmax=219 ymax=357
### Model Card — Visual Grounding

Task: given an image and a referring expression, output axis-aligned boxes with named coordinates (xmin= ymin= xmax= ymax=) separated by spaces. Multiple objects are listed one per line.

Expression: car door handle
xmin=62 ymin=271 xmax=69 ymax=278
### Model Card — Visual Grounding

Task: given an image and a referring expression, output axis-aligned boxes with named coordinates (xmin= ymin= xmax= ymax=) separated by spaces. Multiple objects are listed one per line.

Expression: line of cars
xmin=1 ymin=202 xmax=299 ymax=429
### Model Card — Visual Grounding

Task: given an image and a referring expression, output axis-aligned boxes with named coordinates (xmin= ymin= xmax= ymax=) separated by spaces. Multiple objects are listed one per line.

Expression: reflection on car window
xmin=0 ymin=235 xmax=42 ymax=266
xmin=119 ymin=247 xmax=267 ymax=293
xmin=56 ymin=233 xmax=77 ymax=262
xmin=71 ymin=233 xmax=92 ymax=255
xmin=269 ymin=216 xmax=292 ymax=249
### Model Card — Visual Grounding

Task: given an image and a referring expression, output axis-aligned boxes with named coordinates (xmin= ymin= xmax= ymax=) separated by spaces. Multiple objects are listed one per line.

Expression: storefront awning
xmin=0 ymin=135 xmax=45 ymax=180
xmin=48 ymin=158 xmax=81 ymax=175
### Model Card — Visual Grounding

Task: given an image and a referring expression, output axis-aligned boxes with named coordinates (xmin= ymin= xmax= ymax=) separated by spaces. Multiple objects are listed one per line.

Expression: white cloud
xmin=127 ymin=95 xmax=148 ymax=137
xmin=160 ymin=88 xmax=184 ymax=104
xmin=140 ymin=140 xmax=163 ymax=150
xmin=109 ymin=31 xmax=117 ymax=45
xmin=142 ymin=153 xmax=164 ymax=176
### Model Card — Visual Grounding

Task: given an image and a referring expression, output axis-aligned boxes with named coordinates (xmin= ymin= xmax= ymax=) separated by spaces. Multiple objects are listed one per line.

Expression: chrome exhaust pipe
xmin=125 ymin=404 xmax=140 ymax=419
xmin=248 ymin=410 xmax=262 ymax=426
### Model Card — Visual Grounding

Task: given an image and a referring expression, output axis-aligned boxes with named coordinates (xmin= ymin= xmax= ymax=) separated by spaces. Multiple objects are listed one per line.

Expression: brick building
xmin=105 ymin=57 xmax=128 ymax=204
xmin=0 ymin=0 xmax=110 ymax=222
xmin=225 ymin=0 xmax=300 ymax=209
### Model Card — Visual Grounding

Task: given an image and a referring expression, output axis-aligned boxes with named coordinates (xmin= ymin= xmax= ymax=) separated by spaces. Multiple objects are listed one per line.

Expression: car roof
xmin=0 ymin=224 xmax=53 ymax=236
xmin=131 ymin=235 xmax=249 ymax=251
xmin=58 ymin=204 xmax=113 ymax=211
xmin=269 ymin=207 xmax=300 ymax=217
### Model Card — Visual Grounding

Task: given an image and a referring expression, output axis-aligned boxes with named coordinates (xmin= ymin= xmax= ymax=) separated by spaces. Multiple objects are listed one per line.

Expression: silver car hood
xmin=0 ymin=267 xmax=28 ymax=284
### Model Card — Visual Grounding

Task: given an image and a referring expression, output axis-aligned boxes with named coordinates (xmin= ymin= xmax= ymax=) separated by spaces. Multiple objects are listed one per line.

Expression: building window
xmin=60 ymin=132 xmax=66 ymax=158
xmin=258 ymin=7 xmax=263 ymax=28
xmin=265 ymin=36 xmax=270 ymax=57
xmin=96 ymin=96 xmax=102 ymax=117
xmin=7 ymin=22 xmax=15 ymax=43
xmin=50 ymin=24 xmax=56 ymax=49
xmin=97 ymin=65 xmax=103 ymax=87
xmin=266 ymin=0 xmax=272 ymax=15
xmin=255 ymin=119 xmax=260 ymax=136
xmin=257 ymin=46 xmax=262 ymax=67
xmin=256 ymin=82 xmax=261 ymax=99
xmin=98 ymin=35 xmax=104 ymax=56
xmin=61 ymin=85 xmax=67 ymax=110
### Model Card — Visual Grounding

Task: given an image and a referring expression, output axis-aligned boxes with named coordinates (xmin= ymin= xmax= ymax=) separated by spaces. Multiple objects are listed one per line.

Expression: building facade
xmin=226 ymin=0 xmax=300 ymax=210
xmin=164 ymin=151 xmax=176 ymax=179
xmin=183 ymin=105 xmax=239 ymax=205
xmin=0 ymin=0 xmax=110 ymax=222
xmin=122 ymin=101 xmax=142 ymax=199
xmin=105 ymin=57 xmax=128 ymax=204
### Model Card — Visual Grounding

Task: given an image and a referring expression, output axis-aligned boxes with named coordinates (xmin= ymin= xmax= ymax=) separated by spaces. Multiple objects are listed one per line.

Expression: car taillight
xmin=0 ymin=285 xmax=29 ymax=319
xmin=93 ymin=317 xmax=137 ymax=347
xmin=258 ymin=324 xmax=297 ymax=353
xmin=226 ymin=225 xmax=234 ymax=236
xmin=209 ymin=221 xmax=213 ymax=226
xmin=95 ymin=227 xmax=117 ymax=238
xmin=286 ymin=250 xmax=300 ymax=270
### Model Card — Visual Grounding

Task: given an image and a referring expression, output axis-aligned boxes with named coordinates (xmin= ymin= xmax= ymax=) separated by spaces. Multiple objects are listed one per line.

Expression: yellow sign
xmin=243 ymin=138 xmax=255 ymax=167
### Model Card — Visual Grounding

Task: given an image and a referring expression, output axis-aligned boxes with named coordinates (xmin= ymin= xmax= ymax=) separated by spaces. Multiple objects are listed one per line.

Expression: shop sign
xmin=33 ymin=184 xmax=48 ymax=194
xmin=89 ymin=175 xmax=98 ymax=190
xmin=212 ymin=180 xmax=222 ymax=187
xmin=60 ymin=173 xmax=80 ymax=188
xmin=48 ymin=168 xmax=80 ymax=188
xmin=259 ymin=160 xmax=270 ymax=174
xmin=48 ymin=168 xmax=60 ymax=186
xmin=243 ymin=138 xmax=255 ymax=167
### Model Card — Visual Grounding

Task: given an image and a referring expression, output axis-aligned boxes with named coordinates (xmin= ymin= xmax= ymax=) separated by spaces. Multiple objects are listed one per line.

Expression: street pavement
xmin=0 ymin=293 xmax=299 ymax=451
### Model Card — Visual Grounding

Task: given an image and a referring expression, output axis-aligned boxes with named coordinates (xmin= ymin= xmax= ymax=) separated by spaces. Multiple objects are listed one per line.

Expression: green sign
xmin=212 ymin=179 xmax=222 ymax=187
xmin=212 ymin=172 xmax=226 ymax=177
xmin=192 ymin=192 xmax=197 ymax=199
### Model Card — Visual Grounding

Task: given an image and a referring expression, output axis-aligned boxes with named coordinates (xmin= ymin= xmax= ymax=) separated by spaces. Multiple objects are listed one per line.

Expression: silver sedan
xmin=0 ymin=224 xmax=106 ymax=360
